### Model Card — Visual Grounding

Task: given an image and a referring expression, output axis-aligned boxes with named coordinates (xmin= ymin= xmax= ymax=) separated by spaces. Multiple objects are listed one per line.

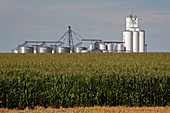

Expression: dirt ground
xmin=0 ymin=106 xmax=169 ymax=113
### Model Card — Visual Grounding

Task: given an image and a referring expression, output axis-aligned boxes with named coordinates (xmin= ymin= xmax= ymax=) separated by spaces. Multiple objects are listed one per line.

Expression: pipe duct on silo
xmin=133 ymin=31 xmax=139 ymax=52
xmin=139 ymin=30 xmax=145 ymax=52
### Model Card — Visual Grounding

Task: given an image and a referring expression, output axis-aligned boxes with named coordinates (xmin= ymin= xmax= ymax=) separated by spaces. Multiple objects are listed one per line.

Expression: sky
xmin=0 ymin=0 xmax=170 ymax=52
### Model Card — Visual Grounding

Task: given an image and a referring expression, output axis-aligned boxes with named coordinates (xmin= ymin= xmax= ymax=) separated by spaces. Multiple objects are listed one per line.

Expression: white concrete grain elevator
xmin=123 ymin=14 xmax=146 ymax=52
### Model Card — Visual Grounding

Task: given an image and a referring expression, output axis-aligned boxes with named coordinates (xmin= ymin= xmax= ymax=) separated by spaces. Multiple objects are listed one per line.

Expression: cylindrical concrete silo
xmin=124 ymin=30 xmax=133 ymax=52
xmin=133 ymin=31 xmax=139 ymax=52
xmin=139 ymin=30 xmax=145 ymax=52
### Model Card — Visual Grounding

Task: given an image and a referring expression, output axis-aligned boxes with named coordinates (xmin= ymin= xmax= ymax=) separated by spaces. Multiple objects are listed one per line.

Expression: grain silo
xmin=139 ymin=30 xmax=145 ymax=52
xmin=123 ymin=30 xmax=133 ymax=52
xmin=99 ymin=43 xmax=106 ymax=51
xmin=37 ymin=43 xmax=52 ymax=53
xmin=107 ymin=43 xmax=114 ymax=52
xmin=116 ymin=43 xmax=124 ymax=52
xmin=18 ymin=44 xmax=34 ymax=53
xmin=133 ymin=31 xmax=139 ymax=52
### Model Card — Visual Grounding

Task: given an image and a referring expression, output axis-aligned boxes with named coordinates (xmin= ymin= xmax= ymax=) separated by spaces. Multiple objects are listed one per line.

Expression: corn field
xmin=0 ymin=53 xmax=169 ymax=109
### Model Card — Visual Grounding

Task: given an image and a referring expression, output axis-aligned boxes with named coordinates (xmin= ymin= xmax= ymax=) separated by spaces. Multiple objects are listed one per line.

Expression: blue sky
xmin=0 ymin=0 xmax=170 ymax=52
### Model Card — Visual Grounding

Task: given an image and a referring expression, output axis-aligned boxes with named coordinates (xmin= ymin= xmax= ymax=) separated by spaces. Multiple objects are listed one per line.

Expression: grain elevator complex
xmin=12 ymin=14 xmax=147 ymax=53
xmin=123 ymin=14 xmax=146 ymax=52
